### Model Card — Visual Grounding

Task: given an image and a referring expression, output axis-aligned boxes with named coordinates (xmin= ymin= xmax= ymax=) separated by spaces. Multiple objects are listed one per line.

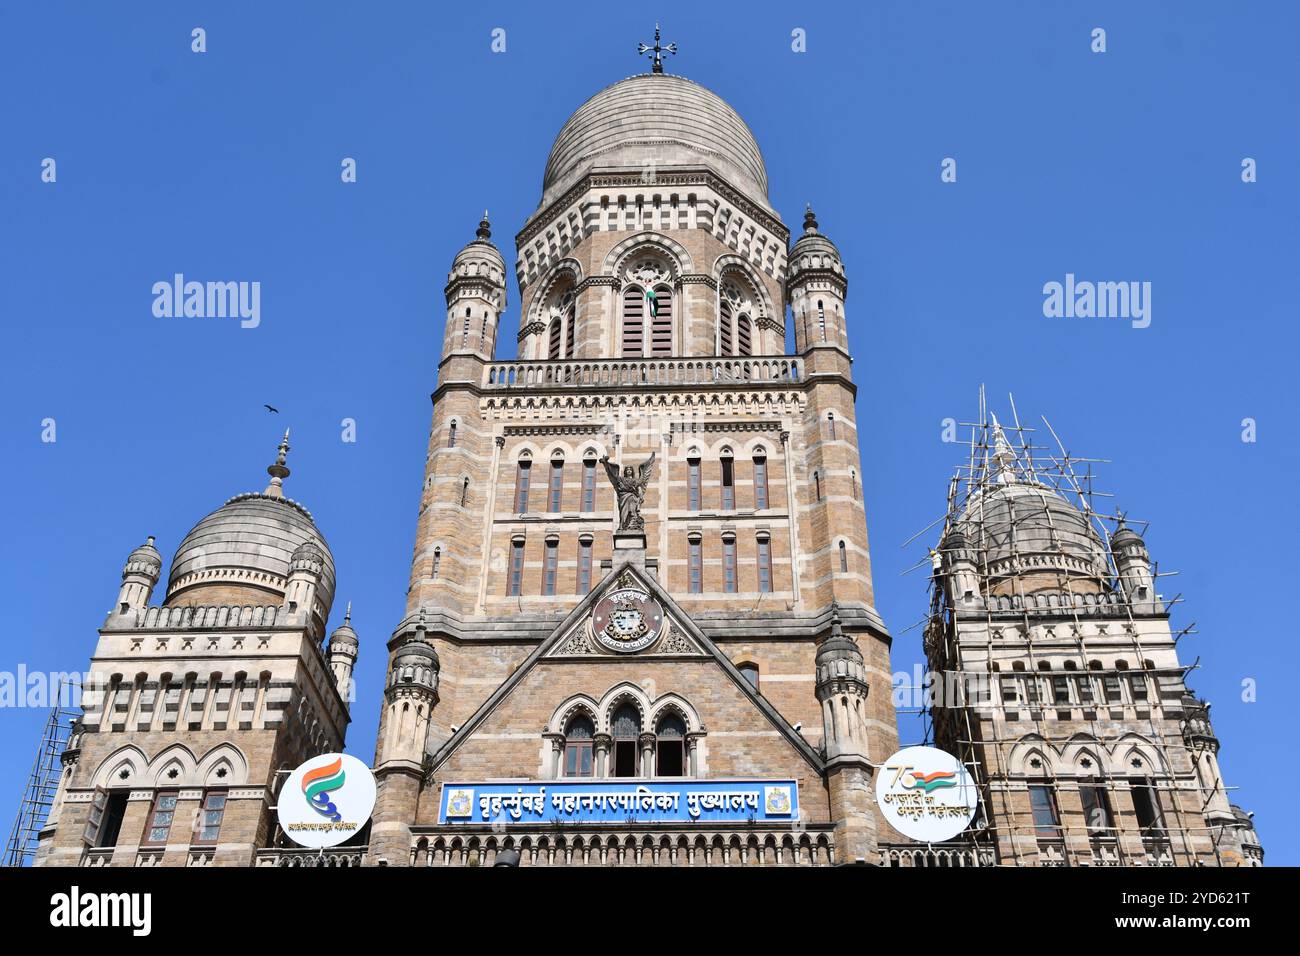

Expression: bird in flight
xmin=264 ymin=404 xmax=279 ymax=413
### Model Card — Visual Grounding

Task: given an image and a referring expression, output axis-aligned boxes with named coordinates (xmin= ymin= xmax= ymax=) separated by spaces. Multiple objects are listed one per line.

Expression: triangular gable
xmin=426 ymin=562 xmax=825 ymax=773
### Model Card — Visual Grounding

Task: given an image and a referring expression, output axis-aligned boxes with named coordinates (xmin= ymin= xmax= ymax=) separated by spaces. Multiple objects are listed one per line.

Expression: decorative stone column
xmin=686 ymin=732 xmax=705 ymax=777
xmin=639 ymin=732 xmax=656 ymax=777
xmin=544 ymin=732 xmax=565 ymax=779
xmin=593 ymin=733 xmax=612 ymax=778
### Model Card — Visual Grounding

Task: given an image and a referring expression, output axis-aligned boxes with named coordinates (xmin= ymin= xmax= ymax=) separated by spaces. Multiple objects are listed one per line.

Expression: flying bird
xmin=264 ymin=404 xmax=279 ymax=413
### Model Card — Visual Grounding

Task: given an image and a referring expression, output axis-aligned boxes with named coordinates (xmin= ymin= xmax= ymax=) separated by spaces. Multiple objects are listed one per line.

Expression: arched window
xmin=577 ymin=536 xmax=593 ymax=593
xmin=514 ymin=457 xmax=531 ymax=512
xmin=813 ymin=471 xmax=822 ymax=501
xmin=817 ymin=300 xmax=826 ymax=341
xmin=547 ymin=318 xmax=562 ymax=360
xmin=611 ymin=704 xmax=641 ymax=777
xmin=753 ymin=452 xmax=768 ymax=509
xmin=508 ymin=538 xmax=525 ymax=596
xmin=722 ymin=534 xmax=737 ymax=593
xmin=621 ymin=287 xmax=645 ymax=357
xmin=839 ymin=540 xmax=848 ymax=573
xmin=542 ymin=536 xmax=559 ymax=595
xmin=720 ymin=451 xmax=735 ymax=510
xmin=738 ymin=662 xmax=760 ymax=689
xmin=719 ymin=300 xmax=734 ymax=356
xmin=756 ymin=534 xmax=772 ymax=592
xmin=582 ymin=456 xmax=597 ymax=512
xmin=687 ymin=534 xmax=703 ymax=593
xmin=431 ymin=548 xmax=441 ymax=580
xmin=460 ymin=476 xmax=470 ymax=507
xmin=737 ymin=313 xmax=752 ymax=356
xmin=563 ymin=715 xmax=594 ymax=777
xmin=827 ymin=413 xmax=836 ymax=440
xmin=655 ymin=713 xmax=687 ymax=777
xmin=649 ymin=285 xmax=672 ymax=356
xmin=547 ymin=455 xmax=564 ymax=513
xmin=850 ymin=469 xmax=858 ymax=500
xmin=447 ymin=421 xmax=457 ymax=448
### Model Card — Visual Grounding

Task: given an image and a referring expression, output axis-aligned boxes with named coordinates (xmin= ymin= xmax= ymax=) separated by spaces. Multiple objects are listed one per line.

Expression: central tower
xmin=368 ymin=48 xmax=899 ymax=866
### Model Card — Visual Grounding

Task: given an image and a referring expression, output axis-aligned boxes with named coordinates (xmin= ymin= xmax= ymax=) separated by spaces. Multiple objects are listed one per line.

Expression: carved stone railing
xmin=877 ymin=844 xmax=993 ymax=867
xmin=80 ymin=848 xmax=114 ymax=867
xmin=127 ymin=604 xmax=283 ymax=630
xmin=412 ymin=824 xmax=835 ymax=866
xmin=255 ymin=847 xmax=365 ymax=867
xmin=485 ymin=356 xmax=802 ymax=390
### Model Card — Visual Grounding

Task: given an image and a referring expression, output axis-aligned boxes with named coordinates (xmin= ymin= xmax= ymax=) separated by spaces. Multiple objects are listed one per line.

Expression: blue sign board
xmin=438 ymin=779 xmax=799 ymax=825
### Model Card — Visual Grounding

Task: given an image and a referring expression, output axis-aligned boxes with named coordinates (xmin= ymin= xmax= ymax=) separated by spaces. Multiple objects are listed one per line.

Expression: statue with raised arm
xmin=601 ymin=451 xmax=656 ymax=531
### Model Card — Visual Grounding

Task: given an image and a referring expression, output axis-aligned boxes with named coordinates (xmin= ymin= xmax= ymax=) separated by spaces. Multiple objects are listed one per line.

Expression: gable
xmin=427 ymin=563 xmax=823 ymax=773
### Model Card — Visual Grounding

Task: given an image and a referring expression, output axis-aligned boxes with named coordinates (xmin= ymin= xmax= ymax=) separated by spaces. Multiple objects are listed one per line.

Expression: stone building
xmin=365 ymin=57 xmax=901 ymax=868
xmin=34 ymin=433 xmax=358 ymax=866
xmin=923 ymin=415 xmax=1263 ymax=866
xmin=29 ymin=45 xmax=1263 ymax=869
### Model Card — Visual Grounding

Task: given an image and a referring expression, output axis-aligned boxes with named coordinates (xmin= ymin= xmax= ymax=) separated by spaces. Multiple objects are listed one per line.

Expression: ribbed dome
xmin=166 ymin=492 xmax=336 ymax=620
xmin=956 ymin=481 xmax=1110 ymax=594
xmin=540 ymin=74 xmax=770 ymax=211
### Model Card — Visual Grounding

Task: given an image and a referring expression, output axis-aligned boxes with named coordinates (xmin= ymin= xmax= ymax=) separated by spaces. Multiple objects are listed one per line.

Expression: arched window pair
xmin=621 ymin=285 xmax=672 ymax=357
xmin=561 ymin=706 xmax=689 ymax=778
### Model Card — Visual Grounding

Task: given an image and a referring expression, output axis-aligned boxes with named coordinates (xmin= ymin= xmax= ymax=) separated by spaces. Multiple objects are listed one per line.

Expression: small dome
xmin=1111 ymin=521 xmax=1146 ymax=552
xmin=329 ymin=614 xmax=358 ymax=649
xmin=394 ymin=639 xmax=439 ymax=665
xmin=447 ymin=213 xmax=506 ymax=288
xmin=816 ymin=605 xmax=864 ymax=664
xmin=540 ymin=73 xmax=770 ymax=212
xmin=123 ymin=536 xmax=163 ymax=579
xmin=788 ymin=207 xmax=846 ymax=287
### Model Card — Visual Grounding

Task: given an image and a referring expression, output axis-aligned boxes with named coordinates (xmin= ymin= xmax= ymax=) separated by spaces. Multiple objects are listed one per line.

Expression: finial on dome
xmin=264 ymin=428 xmax=291 ymax=497
xmin=989 ymin=414 xmax=1018 ymax=484
xmin=344 ymin=600 xmax=352 ymax=624
xmin=638 ymin=23 xmax=677 ymax=74
xmin=830 ymin=600 xmax=843 ymax=636
xmin=803 ymin=204 xmax=819 ymax=234
xmin=476 ymin=211 xmax=491 ymax=241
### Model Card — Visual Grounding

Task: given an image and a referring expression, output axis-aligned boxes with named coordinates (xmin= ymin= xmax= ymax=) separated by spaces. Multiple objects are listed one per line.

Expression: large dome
xmin=540 ymin=73 xmax=770 ymax=212
xmin=954 ymin=481 xmax=1110 ymax=596
xmin=165 ymin=492 xmax=336 ymax=625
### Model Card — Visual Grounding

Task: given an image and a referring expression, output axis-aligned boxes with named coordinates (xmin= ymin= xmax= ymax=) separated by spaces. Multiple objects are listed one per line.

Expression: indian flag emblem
xmin=645 ymin=288 xmax=658 ymax=317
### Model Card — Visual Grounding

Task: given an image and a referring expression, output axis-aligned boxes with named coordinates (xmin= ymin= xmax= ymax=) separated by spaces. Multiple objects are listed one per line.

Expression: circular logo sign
xmin=592 ymin=586 xmax=665 ymax=653
xmin=278 ymin=753 xmax=376 ymax=848
xmin=875 ymin=746 xmax=979 ymax=843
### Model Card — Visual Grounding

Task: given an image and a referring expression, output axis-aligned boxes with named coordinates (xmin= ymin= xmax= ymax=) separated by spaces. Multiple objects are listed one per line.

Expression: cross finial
xmin=638 ymin=23 xmax=677 ymax=74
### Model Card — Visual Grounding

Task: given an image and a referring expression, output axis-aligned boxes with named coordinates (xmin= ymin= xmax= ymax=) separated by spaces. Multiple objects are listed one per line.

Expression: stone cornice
xmin=517 ymin=167 xmax=791 ymax=249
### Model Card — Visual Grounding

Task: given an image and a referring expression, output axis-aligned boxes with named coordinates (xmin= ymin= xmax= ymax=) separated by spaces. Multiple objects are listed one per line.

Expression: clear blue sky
xmin=2 ymin=2 xmax=1296 ymax=863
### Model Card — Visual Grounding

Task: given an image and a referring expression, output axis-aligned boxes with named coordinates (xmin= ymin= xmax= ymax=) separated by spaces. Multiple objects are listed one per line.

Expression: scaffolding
xmin=900 ymin=387 xmax=1246 ymax=866
xmin=3 ymin=702 xmax=78 ymax=867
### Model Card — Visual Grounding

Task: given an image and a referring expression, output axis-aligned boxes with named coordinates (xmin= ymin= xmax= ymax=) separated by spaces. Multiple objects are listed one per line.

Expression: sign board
xmin=438 ymin=779 xmax=798 ymax=826
xmin=875 ymin=746 xmax=979 ymax=843
xmin=278 ymin=753 xmax=376 ymax=849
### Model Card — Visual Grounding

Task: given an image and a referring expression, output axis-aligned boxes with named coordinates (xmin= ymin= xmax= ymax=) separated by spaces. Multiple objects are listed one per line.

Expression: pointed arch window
xmin=543 ymin=537 xmax=559 ymax=595
xmin=756 ymin=533 xmax=772 ymax=593
xmin=753 ymin=453 xmax=769 ymax=509
xmin=563 ymin=715 xmax=594 ymax=777
xmin=460 ymin=476 xmax=470 ymax=507
xmin=431 ymin=548 xmax=441 ymax=580
xmin=839 ymin=540 xmax=848 ymax=573
xmin=649 ymin=285 xmax=672 ymax=356
xmin=447 ymin=421 xmax=457 ymax=448
xmin=813 ymin=471 xmax=822 ymax=502
xmin=655 ymin=713 xmax=687 ymax=777
xmin=611 ymin=704 xmax=641 ymax=777
xmin=514 ymin=458 xmax=531 ymax=513
xmin=621 ymin=286 xmax=645 ymax=357
xmin=722 ymin=534 xmax=737 ymax=593
xmin=582 ymin=456 xmax=597 ymax=512
xmin=547 ymin=456 xmax=564 ymax=513
xmin=577 ymin=536 xmax=593 ymax=593
xmin=720 ymin=451 xmax=735 ymax=510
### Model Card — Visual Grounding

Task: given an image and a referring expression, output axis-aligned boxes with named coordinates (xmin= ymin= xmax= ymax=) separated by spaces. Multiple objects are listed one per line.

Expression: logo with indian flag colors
xmin=876 ymin=746 xmax=979 ymax=843
xmin=278 ymin=753 xmax=377 ymax=849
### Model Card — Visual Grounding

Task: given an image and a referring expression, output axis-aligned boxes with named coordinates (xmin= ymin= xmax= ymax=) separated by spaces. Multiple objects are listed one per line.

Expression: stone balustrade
xmin=485 ymin=356 xmax=802 ymax=390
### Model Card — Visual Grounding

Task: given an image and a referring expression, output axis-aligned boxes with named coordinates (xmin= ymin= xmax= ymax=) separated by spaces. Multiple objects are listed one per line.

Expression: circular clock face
xmin=592 ymin=587 xmax=665 ymax=653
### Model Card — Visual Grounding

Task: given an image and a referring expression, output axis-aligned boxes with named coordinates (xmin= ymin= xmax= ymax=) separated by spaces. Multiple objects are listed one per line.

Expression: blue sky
xmin=2 ymin=1 xmax=1296 ymax=863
